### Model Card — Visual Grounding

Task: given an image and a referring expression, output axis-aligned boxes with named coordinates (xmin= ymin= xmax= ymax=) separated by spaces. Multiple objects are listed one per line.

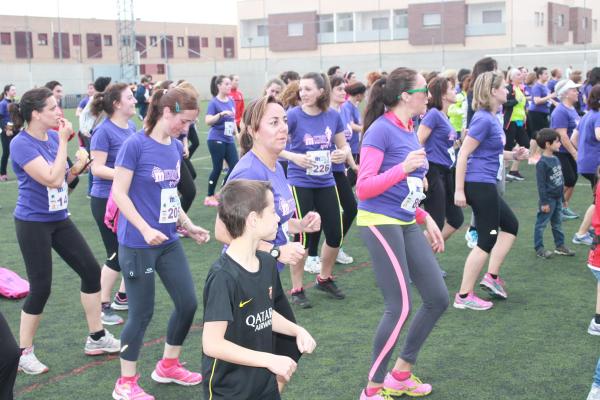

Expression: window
xmin=583 ymin=17 xmax=588 ymax=30
xmin=1 ymin=32 xmax=11 ymax=45
xmin=541 ymin=12 xmax=544 ymax=26
xmin=86 ymin=33 xmax=102 ymax=58
xmin=149 ymin=36 xmax=157 ymax=47
xmin=257 ymin=24 xmax=268 ymax=37
xmin=558 ymin=14 xmax=565 ymax=27
xmin=318 ymin=14 xmax=334 ymax=33
xmin=37 ymin=33 xmax=48 ymax=45
xmin=121 ymin=36 xmax=131 ymax=47
xmin=535 ymin=12 xmax=541 ymax=27
xmin=188 ymin=36 xmax=200 ymax=58
xmin=15 ymin=31 xmax=33 ymax=58
xmin=103 ymin=35 xmax=112 ymax=46
xmin=372 ymin=17 xmax=389 ymax=30
xmin=157 ymin=64 xmax=165 ymax=74
xmin=482 ymin=10 xmax=502 ymax=24
xmin=337 ymin=13 xmax=353 ymax=32
xmin=177 ymin=36 xmax=184 ymax=47
xmin=288 ymin=22 xmax=303 ymax=37
xmin=423 ymin=13 xmax=441 ymax=27
xmin=201 ymin=37 xmax=208 ymax=47
xmin=73 ymin=34 xmax=81 ymax=46
xmin=394 ymin=10 xmax=408 ymax=29
xmin=215 ymin=37 xmax=222 ymax=47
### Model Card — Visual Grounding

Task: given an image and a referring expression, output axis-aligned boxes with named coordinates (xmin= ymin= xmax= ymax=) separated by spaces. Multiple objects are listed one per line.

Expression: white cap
xmin=555 ymin=79 xmax=581 ymax=98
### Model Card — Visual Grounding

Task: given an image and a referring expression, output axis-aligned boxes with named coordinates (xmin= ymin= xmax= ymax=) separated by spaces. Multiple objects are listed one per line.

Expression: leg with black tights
xmin=221 ymin=141 xmax=239 ymax=187
xmin=334 ymin=171 xmax=357 ymax=236
xmin=207 ymin=140 xmax=226 ymax=196
xmin=187 ymin=124 xmax=200 ymax=157
xmin=178 ymin=158 xmax=196 ymax=213
xmin=0 ymin=132 xmax=13 ymax=176
xmin=0 ymin=311 xmax=19 ymax=400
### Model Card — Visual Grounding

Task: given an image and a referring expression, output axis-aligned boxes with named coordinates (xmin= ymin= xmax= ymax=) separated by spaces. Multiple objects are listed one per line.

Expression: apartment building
xmin=237 ymin=0 xmax=600 ymax=60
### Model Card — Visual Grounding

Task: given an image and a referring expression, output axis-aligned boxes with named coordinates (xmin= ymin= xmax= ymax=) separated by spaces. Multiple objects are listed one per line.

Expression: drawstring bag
xmin=0 ymin=267 xmax=30 ymax=299
xmin=104 ymin=190 xmax=120 ymax=234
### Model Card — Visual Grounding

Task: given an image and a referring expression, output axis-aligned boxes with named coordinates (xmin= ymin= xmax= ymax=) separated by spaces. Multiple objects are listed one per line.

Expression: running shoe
xmin=18 ymin=346 xmax=49 ymax=375
xmin=315 ymin=276 xmax=346 ymax=299
xmin=304 ymin=256 xmax=321 ymax=274
xmin=112 ymin=292 xmax=129 ymax=311
xmin=335 ymin=248 xmax=354 ymax=265
xmin=453 ymin=292 xmax=493 ymax=310
xmin=554 ymin=245 xmax=575 ymax=256
xmin=588 ymin=319 xmax=600 ymax=336
xmin=176 ymin=226 xmax=189 ymax=238
xmin=359 ymin=388 xmax=394 ymax=400
xmin=291 ymin=289 xmax=312 ymax=309
xmin=0 ymin=175 xmax=8 ymax=182
xmin=573 ymin=232 xmax=594 ymax=246
xmin=561 ymin=208 xmax=579 ymax=220
xmin=102 ymin=307 xmax=124 ymax=326
xmin=506 ymin=171 xmax=525 ymax=181
xmin=536 ymin=248 xmax=554 ymax=259
xmin=84 ymin=329 xmax=121 ymax=355
xmin=113 ymin=374 xmax=155 ymax=400
xmin=383 ymin=373 xmax=432 ymax=397
xmin=465 ymin=229 xmax=478 ymax=249
xmin=151 ymin=359 xmax=202 ymax=386
xmin=480 ymin=273 xmax=508 ymax=299
xmin=203 ymin=196 xmax=219 ymax=207
xmin=588 ymin=385 xmax=600 ymax=400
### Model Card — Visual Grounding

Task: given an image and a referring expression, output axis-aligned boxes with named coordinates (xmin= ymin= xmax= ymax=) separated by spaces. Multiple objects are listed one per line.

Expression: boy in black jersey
xmin=202 ymin=180 xmax=316 ymax=400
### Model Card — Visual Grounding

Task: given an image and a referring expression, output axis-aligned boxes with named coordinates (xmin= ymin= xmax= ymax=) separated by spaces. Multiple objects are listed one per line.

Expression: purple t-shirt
xmin=340 ymin=100 xmax=361 ymax=155
xmin=90 ymin=119 xmax=137 ymax=198
xmin=207 ymin=97 xmax=236 ymax=143
xmin=577 ymin=110 xmax=600 ymax=174
xmin=548 ymin=79 xmax=558 ymax=93
xmin=115 ymin=131 xmax=183 ymax=248
xmin=529 ymin=83 xmax=551 ymax=114
xmin=78 ymin=96 xmax=90 ymax=110
xmin=11 ymin=130 xmax=69 ymax=222
xmin=358 ymin=113 xmax=428 ymax=222
xmin=228 ymin=151 xmax=296 ymax=270
xmin=581 ymin=83 xmax=592 ymax=112
xmin=465 ymin=110 xmax=505 ymax=184
xmin=286 ymin=106 xmax=345 ymax=188
xmin=550 ymin=103 xmax=580 ymax=153
xmin=421 ymin=107 xmax=457 ymax=169
xmin=523 ymin=84 xmax=533 ymax=110
xmin=331 ymin=107 xmax=352 ymax=173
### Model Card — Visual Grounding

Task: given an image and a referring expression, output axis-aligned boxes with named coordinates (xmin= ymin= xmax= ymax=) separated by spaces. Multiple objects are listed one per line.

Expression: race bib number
xmin=159 ymin=188 xmax=180 ymax=224
xmin=447 ymin=146 xmax=456 ymax=167
xmin=281 ymin=221 xmax=290 ymax=242
xmin=497 ymin=153 xmax=504 ymax=181
xmin=47 ymin=181 xmax=68 ymax=212
xmin=401 ymin=177 xmax=426 ymax=212
xmin=224 ymin=121 xmax=235 ymax=137
xmin=306 ymin=150 xmax=331 ymax=176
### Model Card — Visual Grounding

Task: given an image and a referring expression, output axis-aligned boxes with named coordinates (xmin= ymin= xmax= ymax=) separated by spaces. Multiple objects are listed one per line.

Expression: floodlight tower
xmin=117 ymin=0 xmax=137 ymax=83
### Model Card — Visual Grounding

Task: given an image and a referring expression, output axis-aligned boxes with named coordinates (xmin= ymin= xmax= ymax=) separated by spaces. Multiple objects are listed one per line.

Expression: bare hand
xmin=424 ymin=215 xmax=444 ymax=253
xmin=330 ymin=149 xmax=346 ymax=164
xmin=513 ymin=147 xmax=529 ymax=161
xmin=423 ymin=177 xmax=429 ymax=192
xmin=300 ymin=211 xmax=321 ymax=233
xmin=188 ymin=224 xmax=210 ymax=244
xmin=268 ymin=355 xmax=297 ymax=382
xmin=220 ymin=110 xmax=234 ymax=117
xmin=183 ymin=146 xmax=190 ymax=159
xmin=454 ymin=190 xmax=467 ymax=208
xmin=142 ymin=227 xmax=169 ymax=246
xmin=292 ymin=153 xmax=314 ymax=169
xmin=541 ymin=204 xmax=550 ymax=213
xmin=278 ymin=242 xmax=306 ymax=265
xmin=57 ymin=118 xmax=74 ymax=142
xmin=403 ymin=149 xmax=427 ymax=174
xmin=295 ymin=326 xmax=316 ymax=354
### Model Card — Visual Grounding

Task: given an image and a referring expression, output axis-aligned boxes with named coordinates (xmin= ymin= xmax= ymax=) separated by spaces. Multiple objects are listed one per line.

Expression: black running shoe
xmin=291 ymin=289 xmax=312 ymax=309
xmin=315 ymin=276 xmax=345 ymax=299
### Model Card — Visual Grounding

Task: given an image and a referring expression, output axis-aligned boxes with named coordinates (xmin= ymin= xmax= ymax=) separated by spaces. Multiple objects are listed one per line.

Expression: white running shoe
xmin=464 ymin=230 xmax=478 ymax=249
xmin=304 ymin=256 xmax=321 ymax=274
xmin=84 ymin=329 xmax=121 ymax=355
xmin=19 ymin=346 xmax=49 ymax=375
xmin=335 ymin=248 xmax=354 ymax=265
xmin=588 ymin=319 xmax=600 ymax=336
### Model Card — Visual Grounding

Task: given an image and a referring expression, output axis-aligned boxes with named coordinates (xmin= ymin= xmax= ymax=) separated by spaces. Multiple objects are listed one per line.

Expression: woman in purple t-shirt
xmin=89 ymin=83 xmax=137 ymax=326
xmin=111 ymin=88 xmax=210 ymax=398
xmin=9 ymin=87 xmax=120 ymax=375
xmin=417 ymin=76 xmax=464 ymax=240
xmin=454 ymin=71 xmax=528 ymax=311
xmin=280 ymin=72 xmax=351 ymax=309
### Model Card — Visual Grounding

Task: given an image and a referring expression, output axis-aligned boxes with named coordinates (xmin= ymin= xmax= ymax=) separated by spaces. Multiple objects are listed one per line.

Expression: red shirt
xmin=229 ymin=88 xmax=244 ymax=126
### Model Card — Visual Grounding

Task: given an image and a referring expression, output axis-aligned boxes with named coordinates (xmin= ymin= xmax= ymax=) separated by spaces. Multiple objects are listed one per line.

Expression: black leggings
xmin=0 ymin=132 xmax=14 ymax=176
xmin=292 ymin=185 xmax=343 ymax=249
xmin=556 ymin=152 xmax=578 ymax=188
xmin=423 ymin=162 xmax=464 ymax=231
xmin=528 ymin=111 xmax=549 ymax=140
xmin=207 ymin=140 xmax=238 ymax=196
xmin=307 ymin=172 xmax=356 ymax=256
xmin=15 ymin=218 xmax=101 ymax=315
xmin=504 ymin=121 xmax=529 ymax=150
xmin=188 ymin=124 xmax=200 ymax=157
xmin=0 ymin=311 xmax=19 ymax=400
xmin=347 ymin=153 xmax=360 ymax=187
xmin=465 ymin=182 xmax=519 ymax=253
xmin=90 ymin=196 xmax=120 ymax=271
xmin=178 ymin=157 xmax=196 ymax=212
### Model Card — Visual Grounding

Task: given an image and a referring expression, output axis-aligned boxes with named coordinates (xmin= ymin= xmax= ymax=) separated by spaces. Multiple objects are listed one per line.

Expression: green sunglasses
xmin=397 ymin=86 xmax=428 ymax=99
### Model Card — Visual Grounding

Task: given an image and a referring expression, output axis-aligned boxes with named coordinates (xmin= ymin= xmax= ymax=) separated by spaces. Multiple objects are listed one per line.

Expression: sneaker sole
xmin=112 ymin=390 xmax=126 ymax=400
xmin=101 ymin=318 xmax=124 ymax=326
xmin=151 ymin=370 xmax=202 ymax=386
xmin=480 ymin=283 xmax=507 ymax=299
xmin=303 ymin=268 xmax=321 ymax=274
xmin=385 ymin=388 xmax=432 ymax=397
xmin=314 ymin=285 xmax=346 ymax=299
xmin=85 ymin=347 xmax=120 ymax=356
xmin=453 ymin=301 xmax=493 ymax=311
xmin=291 ymin=299 xmax=313 ymax=309
xmin=554 ymin=250 xmax=575 ymax=256
xmin=335 ymin=258 xmax=354 ymax=265
xmin=572 ymin=239 xmax=592 ymax=245
xmin=588 ymin=328 xmax=600 ymax=336
xmin=18 ymin=366 xmax=49 ymax=375
xmin=111 ymin=302 xmax=129 ymax=311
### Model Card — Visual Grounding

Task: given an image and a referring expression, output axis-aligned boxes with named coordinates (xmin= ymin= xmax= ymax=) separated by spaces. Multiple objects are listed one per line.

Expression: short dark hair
xmin=280 ymin=70 xmax=300 ymax=85
xmin=587 ymin=84 xmax=600 ymax=111
xmin=44 ymin=80 xmax=62 ymax=91
xmin=536 ymin=128 xmax=559 ymax=149
xmin=93 ymin=76 xmax=112 ymax=92
xmin=345 ymin=82 xmax=366 ymax=96
xmin=218 ymin=180 xmax=273 ymax=239
xmin=327 ymin=66 xmax=341 ymax=76
xmin=427 ymin=77 xmax=451 ymax=111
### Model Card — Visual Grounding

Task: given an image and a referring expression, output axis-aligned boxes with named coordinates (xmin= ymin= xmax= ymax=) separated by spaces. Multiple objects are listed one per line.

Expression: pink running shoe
xmin=203 ymin=196 xmax=219 ymax=207
xmin=480 ymin=273 xmax=507 ymax=299
xmin=150 ymin=359 xmax=202 ymax=386
xmin=112 ymin=375 xmax=154 ymax=400
xmin=359 ymin=388 xmax=393 ymax=400
xmin=383 ymin=373 xmax=432 ymax=397
xmin=453 ymin=292 xmax=493 ymax=311
xmin=0 ymin=175 xmax=8 ymax=182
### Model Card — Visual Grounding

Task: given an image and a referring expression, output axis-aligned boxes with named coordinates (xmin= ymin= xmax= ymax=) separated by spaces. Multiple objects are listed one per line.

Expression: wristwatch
xmin=269 ymin=245 xmax=281 ymax=260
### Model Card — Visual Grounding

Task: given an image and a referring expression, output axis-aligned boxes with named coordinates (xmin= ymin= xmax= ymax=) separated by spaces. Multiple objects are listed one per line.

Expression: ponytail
xmin=362 ymin=78 xmax=387 ymax=136
xmin=239 ymin=105 xmax=253 ymax=157
xmin=210 ymin=75 xmax=227 ymax=97
xmin=9 ymin=87 xmax=53 ymax=132
xmin=144 ymin=87 xmax=199 ymax=134
xmin=9 ymin=102 xmax=24 ymax=132
xmin=90 ymin=83 xmax=129 ymax=117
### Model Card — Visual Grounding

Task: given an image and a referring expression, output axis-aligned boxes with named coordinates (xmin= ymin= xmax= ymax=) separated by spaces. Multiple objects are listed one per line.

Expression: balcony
xmin=318 ymin=32 xmax=335 ymax=44
xmin=240 ymin=36 xmax=269 ymax=48
xmin=355 ymin=29 xmax=391 ymax=42
xmin=465 ymin=23 xmax=506 ymax=36
xmin=393 ymin=28 xmax=408 ymax=40
xmin=336 ymin=31 xmax=353 ymax=43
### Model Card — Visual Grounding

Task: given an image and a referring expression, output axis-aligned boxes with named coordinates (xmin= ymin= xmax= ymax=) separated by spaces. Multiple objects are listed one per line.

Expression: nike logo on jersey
xmin=239 ymin=298 xmax=253 ymax=308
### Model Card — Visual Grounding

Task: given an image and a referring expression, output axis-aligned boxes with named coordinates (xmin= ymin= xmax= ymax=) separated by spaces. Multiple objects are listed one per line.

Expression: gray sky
xmin=0 ymin=0 xmax=238 ymax=25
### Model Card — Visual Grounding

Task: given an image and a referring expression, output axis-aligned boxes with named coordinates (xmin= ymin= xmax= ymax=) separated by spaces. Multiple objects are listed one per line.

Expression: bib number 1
xmin=47 ymin=181 xmax=69 ymax=212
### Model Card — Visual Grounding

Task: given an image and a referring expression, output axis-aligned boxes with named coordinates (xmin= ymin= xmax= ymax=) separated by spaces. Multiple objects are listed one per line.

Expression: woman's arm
xmin=556 ymin=127 xmax=577 ymax=158
xmin=454 ymin=135 xmax=480 ymax=207
xmin=416 ymin=123 xmax=432 ymax=145
xmin=90 ymin=150 xmax=114 ymax=180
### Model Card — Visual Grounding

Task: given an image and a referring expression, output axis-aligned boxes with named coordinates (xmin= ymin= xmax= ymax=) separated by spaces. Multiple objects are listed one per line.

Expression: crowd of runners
xmin=0 ymin=58 xmax=600 ymax=400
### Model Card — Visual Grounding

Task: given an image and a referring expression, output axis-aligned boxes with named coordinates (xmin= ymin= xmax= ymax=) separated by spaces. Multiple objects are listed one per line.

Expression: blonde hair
xmin=176 ymin=81 xmax=200 ymax=98
xmin=472 ymin=71 xmax=505 ymax=112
